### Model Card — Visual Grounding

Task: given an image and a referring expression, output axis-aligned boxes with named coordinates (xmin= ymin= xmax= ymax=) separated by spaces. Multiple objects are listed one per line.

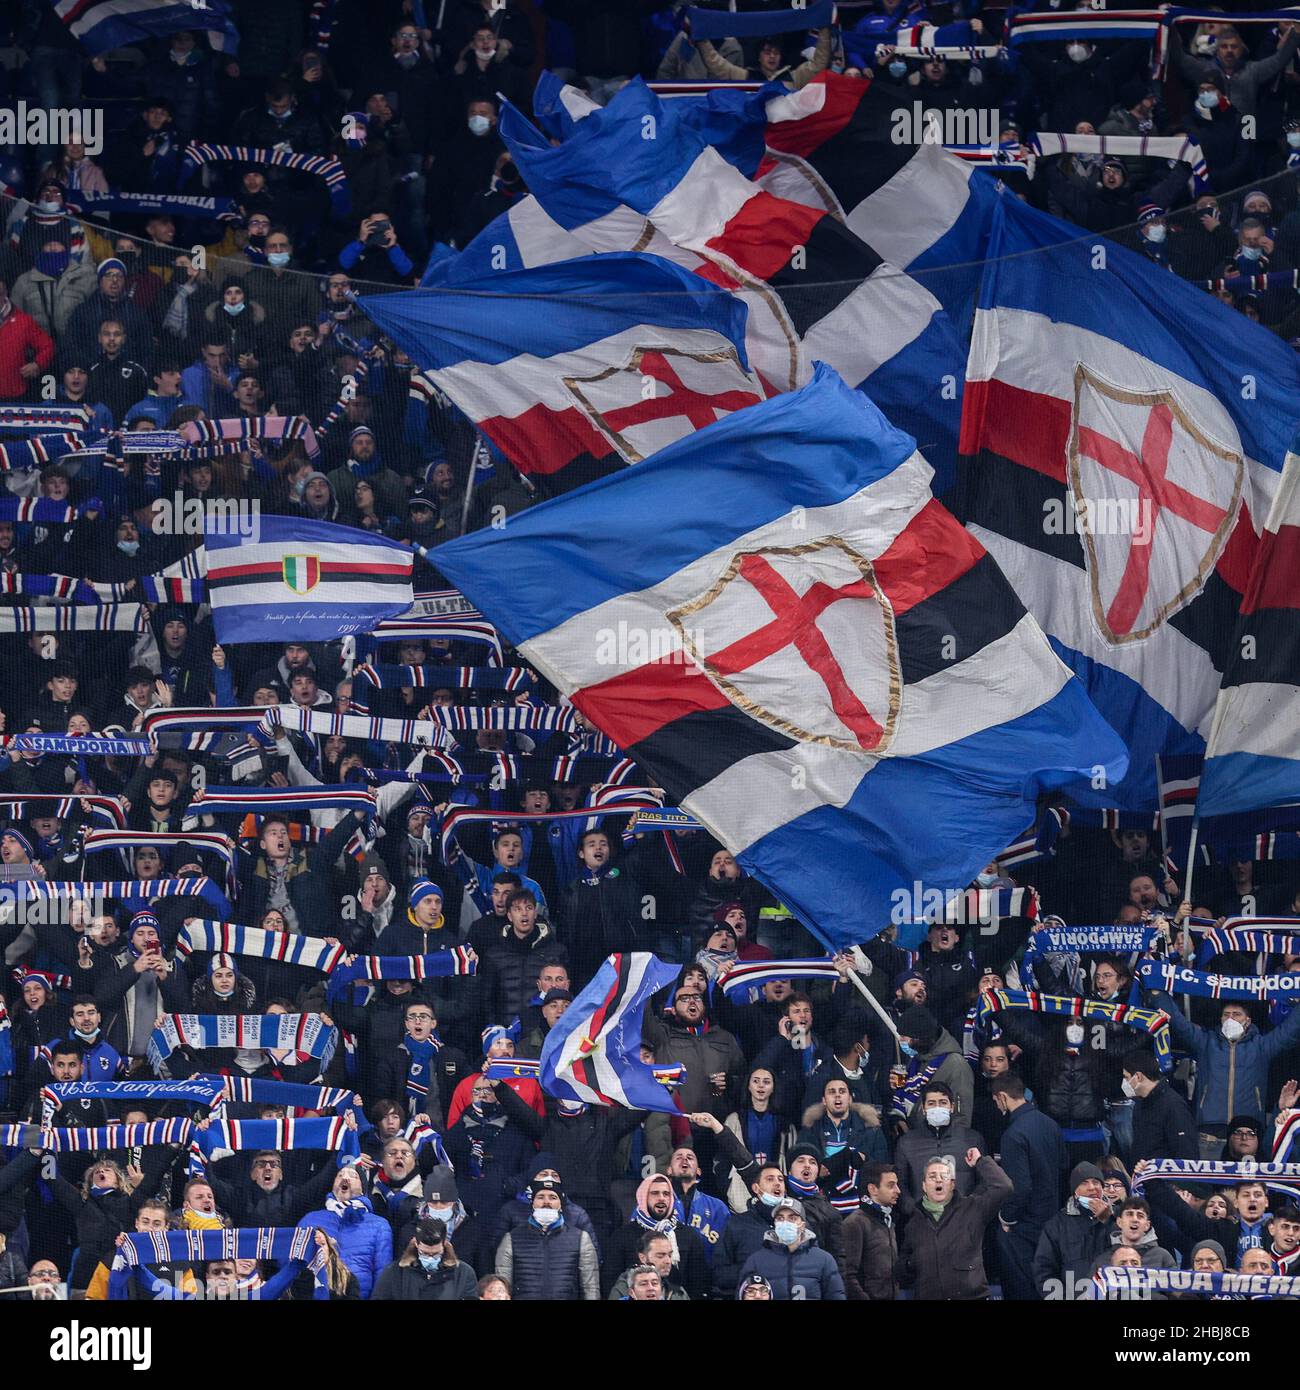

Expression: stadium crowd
xmin=0 ymin=0 xmax=1298 ymax=1305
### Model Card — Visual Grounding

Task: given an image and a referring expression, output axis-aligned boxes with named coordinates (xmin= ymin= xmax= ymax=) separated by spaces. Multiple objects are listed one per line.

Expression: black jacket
xmin=1033 ymin=1200 xmax=1115 ymax=1299
xmin=557 ymin=866 xmax=643 ymax=984
xmin=1131 ymin=1080 xmax=1198 ymax=1163
xmin=998 ymin=1102 xmax=1066 ymax=1232
xmin=371 ymin=1255 xmax=478 ymax=1300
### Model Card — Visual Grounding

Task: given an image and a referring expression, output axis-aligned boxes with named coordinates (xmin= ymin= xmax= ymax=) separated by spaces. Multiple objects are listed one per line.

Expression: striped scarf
xmin=0 ymin=999 xmax=13 ymax=1078
xmin=176 ymin=920 xmax=347 ymax=974
xmin=0 ymin=573 xmax=132 ymax=602
xmin=1275 ymin=1110 xmax=1300 ymax=1164
xmin=1030 ymin=132 xmax=1207 ymax=188
xmin=138 ymin=574 xmax=205 ymax=603
xmin=0 ymin=1118 xmax=193 ymax=1151
xmin=0 ymin=433 xmax=81 ymax=473
xmin=314 ymin=358 xmax=370 ymax=440
xmin=41 ymin=1078 xmax=224 ymax=1122
xmin=0 ymin=793 xmax=123 ymax=828
xmin=182 ymin=144 xmax=350 ymax=215
xmin=890 ymin=1056 xmax=948 ymax=1121
xmin=191 ymin=785 xmax=376 ymax=817
xmin=1198 ymin=926 xmax=1300 ymax=964
xmin=485 ymin=1058 xmax=540 ymax=1081
xmin=113 ymin=1226 xmax=327 ymax=1298
xmin=179 ymin=414 xmax=320 ymax=464
xmin=398 ymin=1035 xmax=439 ymax=1112
xmin=140 ymin=708 xmax=268 ymax=742
xmin=261 ymin=704 xmax=456 ymax=749
xmin=978 ymin=990 xmax=1173 ymax=1070
xmin=325 ymin=946 xmax=477 ymax=1000
xmin=84 ymin=831 xmax=236 ymax=893
xmin=0 ymin=733 xmax=150 ymax=756
xmin=148 ymin=1013 xmax=338 ymax=1076
xmin=367 ymin=613 xmax=503 ymax=662
xmin=1138 ymin=960 xmax=1300 ymax=1002
xmin=439 ymin=791 xmax=662 ymax=860
xmin=718 ymin=959 xmax=841 ymax=1004
xmin=0 ymin=498 xmax=74 ymax=523
xmin=1130 ymin=1158 xmax=1300 ymax=1205
xmin=349 ymin=663 xmax=534 ymax=713
xmin=203 ymin=1075 xmax=355 ymax=1115
xmin=192 ymin=1115 xmax=357 ymax=1162
xmin=0 ymin=604 xmax=144 ymax=633
xmin=19 ymin=876 xmax=231 ymax=915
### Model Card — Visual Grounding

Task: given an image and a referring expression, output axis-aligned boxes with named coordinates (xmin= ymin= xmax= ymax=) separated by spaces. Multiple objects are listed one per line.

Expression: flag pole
xmin=841 ymin=949 xmax=900 ymax=1039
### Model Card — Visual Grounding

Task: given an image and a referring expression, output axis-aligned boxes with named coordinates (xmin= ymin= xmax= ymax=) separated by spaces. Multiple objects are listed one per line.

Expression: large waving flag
xmin=433 ymin=364 xmax=1127 ymax=952
xmin=361 ymin=254 xmax=764 ymax=496
xmin=1198 ymin=441 xmax=1300 ymax=820
xmin=958 ymin=194 xmax=1296 ymax=807
xmin=421 ymin=197 xmax=591 ymax=287
xmin=52 ymin=0 xmax=239 ymax=55
xmin=540 ymin=953 xmax=685 ymax=1112
xmin=204 ymin=516 xmax=414 ymax=643
xmin=501 ymin=80 xmax=967 ymax=473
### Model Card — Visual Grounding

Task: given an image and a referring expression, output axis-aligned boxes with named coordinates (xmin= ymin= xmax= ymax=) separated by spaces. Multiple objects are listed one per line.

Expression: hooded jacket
xmin=735 ymin=1225 xmax=845 ymax=1300
xmin=11 ymin=257 xmax=99 ymax=336
xmin=796 ymin=1101 xmax=889 ymax=1196
xmin=372 ymin=1244 xmax=479 ymax=1300
xmin=602 ymin=1176 xmax=711 ymax=1299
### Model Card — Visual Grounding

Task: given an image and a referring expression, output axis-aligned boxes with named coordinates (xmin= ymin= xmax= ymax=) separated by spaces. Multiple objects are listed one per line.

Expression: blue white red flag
xmin=433 ymin=364 xmax=1127 ymax=951
xmin=540 ymin=953 xmax=686 ymax=1112
xmin=1199 ymin=440 xmax=1300 ymax=819
xmin=959 ymin=194 xmax=1298 ymax=806
xmin=52 ymin=0 xmax=239 ymax=55
xmin=362 ymin=254 xmax=764 ymax=495
xmin=204 ymin=515 xmax=413 ymax=642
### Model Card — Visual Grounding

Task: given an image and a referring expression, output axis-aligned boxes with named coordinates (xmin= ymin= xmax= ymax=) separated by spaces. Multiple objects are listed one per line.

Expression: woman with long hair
xmin=723 ymin=1066 xmax=796 ymax=1211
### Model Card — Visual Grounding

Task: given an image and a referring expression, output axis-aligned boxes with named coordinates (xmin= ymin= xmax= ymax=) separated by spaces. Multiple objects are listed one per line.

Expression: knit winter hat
xmin=896 ymin=1004 xmax=939 ymax=1049
xmin=1069 ymin=1161 xmax=1105 ymax=1191
xmin=1 ymin=827 xmax=34 ymax=858
xmin=1137 ymin=202 xmax=1165 ymax=227
xmin=409 ymin=878 xmax=442 ymax=909
xmin=96 ymin=257 xmax=127 ymax=279
xmin=712 ymin=900 xmax=745 ymax=925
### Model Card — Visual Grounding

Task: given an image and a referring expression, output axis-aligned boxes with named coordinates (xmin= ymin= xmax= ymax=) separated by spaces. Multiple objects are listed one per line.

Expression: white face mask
xmin=1066 ymin=43 xmax=1089 ymax=64
xmin=975 ymin=871 xmax=998 ymax=887
xmin=533 ymin=1206 xmax=560 ymax=1227
xmin=1121 ymin=1077 xmax=1137 ymax=1099
xmin=1221 ymin=1018 xmax=1245 ymax=1041
xmin=1065 ymin=1024 xmax=1085 ymax=1046
xmin=1144 ymin=224 xmax=1167 ymax=244
xmin=468 ymin=115 xmax=491 ymax=136
xmin=1197 ymin=90 xmax=1219 ymax=109
xmin=1288 ymin=133 xmax=1300 ymax=149
xmin=925 ymin=1106 xmax=951 ymax=1128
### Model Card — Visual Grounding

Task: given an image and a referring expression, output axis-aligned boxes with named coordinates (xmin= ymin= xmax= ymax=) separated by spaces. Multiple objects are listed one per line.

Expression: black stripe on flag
xmin=1165 ymin=569 xmax=1244 ymax=675
xmin=767 ymin=216 xmax=885 ymax=338
xmin=896 ymin=551 xmax=1027 ymax=684
xmin=1201 ymin=603 xmax=1298 ymax=687
xmin=627 ymin=705 xmax=797 ymax=804
xmin=956 ymin=450 xmax=1086 ymax=571
xmin=206 ymin=568 xmax=413 ymax=592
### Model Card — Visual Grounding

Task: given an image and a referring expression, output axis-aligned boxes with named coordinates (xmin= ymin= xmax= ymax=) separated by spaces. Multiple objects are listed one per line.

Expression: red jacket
xmin=0 ymin=304 xmax=54 ymax=400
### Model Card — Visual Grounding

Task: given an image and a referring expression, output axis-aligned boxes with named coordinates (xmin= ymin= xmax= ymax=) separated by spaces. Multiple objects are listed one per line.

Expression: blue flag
xmin=540 ymin=953 xmax=685 ymax=1112
xmin=204 ymin=515 xmax=414 ymax=643
xmin=433 ymin=363 xmax=1127 ymax=952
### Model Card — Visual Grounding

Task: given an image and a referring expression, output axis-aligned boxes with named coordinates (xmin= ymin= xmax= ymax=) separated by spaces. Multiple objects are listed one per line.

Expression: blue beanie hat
xmin=409 ymin=878 xmax=442 ymax=909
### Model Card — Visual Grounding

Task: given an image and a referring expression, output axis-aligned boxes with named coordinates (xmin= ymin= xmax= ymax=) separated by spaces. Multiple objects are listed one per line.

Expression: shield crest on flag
xmin=667 ymin=537 xmax=902 ymax=755
xmin=1068 ymin=363 xmax=1244 ymax=647
xmin=282 ymin=555 xmax=322 ymax=594
xmin=563 ymin=344 xmax=764 ymax=464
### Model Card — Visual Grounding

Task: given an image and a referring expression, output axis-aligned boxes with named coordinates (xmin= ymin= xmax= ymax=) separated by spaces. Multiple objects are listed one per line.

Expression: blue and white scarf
xmin=148 ymin=1013 xmax=338 ymax=1077
xmin=325 ymin=946 xmax=477 ymax=1001
xmin=1130 ymin=1159 xmax=1300 ymax=1205
xmin=112 ymin=1226 xmax=327 ymax=1298
xmin=1094 ymin=1266 xmax=1300 ymax=1300
xmin=1138 ymin=960 xmax=1300 ymax=1002
xmin=176 ymin=920 xmax=347 ymax=975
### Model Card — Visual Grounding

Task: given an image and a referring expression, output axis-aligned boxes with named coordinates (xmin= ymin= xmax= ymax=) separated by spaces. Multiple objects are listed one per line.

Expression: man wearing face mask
xmin=1171 ymin=196 xmax=1237 ymax=281
xmin=895 ymin=1081 xmax=985 ymax=1201
xmin=495 ymin=1179 xmax=599 ymax=1301
xmin=1019 ymin=35 xmax=1135 ymax=135
xmin=1032 ymin=1162 xmax=1115 ymax=1300
xmin=1132 ymin=203 xmax=1172 ymax=269
xmin=234 ymin=81 xmax=328 ymax=158
xmin=431 ymin=100 xmax=506 ymax=246
xmin=11 ymin=238 xmax=97 ymax=338
xmin=1225 ymin=217 xmax=1299 ymax=325
xmin=1142 ymin=993 xmax=1300 ymax=1159
xmin=1122 ymin=1050 xmax=1198 ymax=1163
xmin=445 ymin=1074 xmax=537 ymax=1217
xmin=736 ymin=1196 xmax=845 ymax=1300
xmin=1171 ymin=20 xmax=1300 ymax=121
xmin=373 ymin=1216 xmax=478 ymax=1300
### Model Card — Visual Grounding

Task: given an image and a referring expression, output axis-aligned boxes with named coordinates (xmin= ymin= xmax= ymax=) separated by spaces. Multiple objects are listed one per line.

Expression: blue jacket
xmin=300 ymin=1196 xmax=393 ymax=1300
xmin=997 ymin=1101 xmax=1066 ymax=1232
xmin=736 ymin=1229 xmax=846 ymax=1300
xmin=1158 ymin=995 xmax=1300 ymax=1127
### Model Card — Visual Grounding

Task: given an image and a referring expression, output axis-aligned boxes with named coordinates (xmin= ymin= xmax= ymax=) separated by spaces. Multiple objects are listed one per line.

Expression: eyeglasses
xmin=1231 ymin=1129 xmax=1257 ymax=1138
xmin=406 ymin=1013 xmax=435 ymax=1022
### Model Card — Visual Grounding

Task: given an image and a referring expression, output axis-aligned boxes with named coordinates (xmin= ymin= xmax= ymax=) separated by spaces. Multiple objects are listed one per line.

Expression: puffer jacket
xmin=477 ymin=920 xmax=568 ymax=1027
xmin=496 ymin=1216 xmax=600 ymax=1301
xmin=299 ymin=1196 xmax=394 ymax=1300
xmin=1157 ymin=997 xmax=1300 ymax=1129
xmin=735 ymin=1226 xmax=845 ymax=1300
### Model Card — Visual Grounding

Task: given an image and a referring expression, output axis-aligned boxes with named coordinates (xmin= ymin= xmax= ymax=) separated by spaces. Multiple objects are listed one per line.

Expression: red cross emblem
xmin=563 ymin=345 xmax=764 ymax=464
xmin=1069 ymin=365 xmax=1243 ymax=645
xmin=667 ymin=538 xmax=902 ymax=753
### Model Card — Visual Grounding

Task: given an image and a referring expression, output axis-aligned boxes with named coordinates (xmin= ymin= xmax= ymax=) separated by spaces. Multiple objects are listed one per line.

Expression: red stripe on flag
xmin=479 ymin=403 xmax=617 ymax=477
xmin=873 ymin=498 xmax=986 ymax=617
xmin=572 ymin=657 xmax=731 ymax=748
xmin=208 ymin=560 xmax=411 ymax=580
xmin=707 ymin=194 xmax=825 ymax=283
xmin=1240 ymin=521 xmax=1300 ymax=613
xmin=763 ymin=76 xmax=869 ymax=161
xmin=960 ymin=378 xmax=1070 ymax=483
